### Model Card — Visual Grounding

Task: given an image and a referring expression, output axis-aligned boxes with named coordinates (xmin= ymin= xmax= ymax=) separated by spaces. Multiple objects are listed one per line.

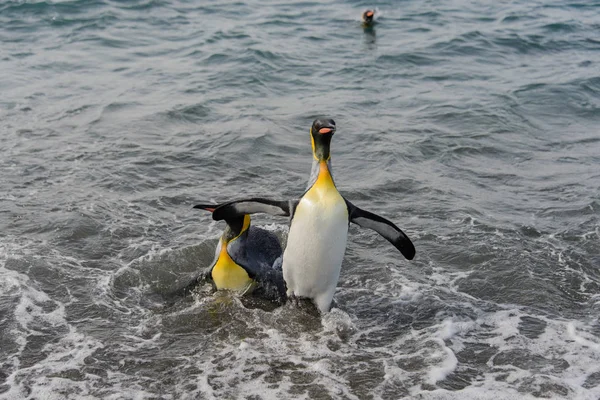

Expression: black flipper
xmin=345 ymin=199 xmax=416 ymax=260
xmin=193 ymin=203 xmax=218 ymax=212
xmin=211 ymin=198 xmax=294 ymax=221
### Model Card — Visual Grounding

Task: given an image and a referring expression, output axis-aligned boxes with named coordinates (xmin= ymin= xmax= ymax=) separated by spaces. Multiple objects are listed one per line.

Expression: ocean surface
xmin=1 ymin=0 xmax=600 ymax=398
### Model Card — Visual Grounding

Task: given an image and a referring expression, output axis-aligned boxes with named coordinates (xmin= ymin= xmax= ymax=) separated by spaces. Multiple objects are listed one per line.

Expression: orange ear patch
xmin=319 ymin=128 xmax=332 ymax=134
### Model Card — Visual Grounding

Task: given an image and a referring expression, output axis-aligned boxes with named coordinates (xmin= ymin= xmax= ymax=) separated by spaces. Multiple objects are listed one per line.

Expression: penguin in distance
xmin=362 ymin=9 xmax=375 ymax=26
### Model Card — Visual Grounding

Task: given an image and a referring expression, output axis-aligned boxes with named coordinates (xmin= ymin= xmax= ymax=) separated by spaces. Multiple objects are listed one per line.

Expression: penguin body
xmin=283 ymin=160 xmax=349 ymax=311
xmin=209 ymin=119 xmax=415 ymax=313
xmin=193 ymin=205 xmax=285 ymax=301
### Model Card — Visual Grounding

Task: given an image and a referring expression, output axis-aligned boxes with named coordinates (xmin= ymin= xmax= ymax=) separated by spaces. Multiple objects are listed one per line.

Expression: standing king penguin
xmin=190 ymin=204 xmax=285 ymax=302
xmin=207 ymin=119 xmax=415 ymax=313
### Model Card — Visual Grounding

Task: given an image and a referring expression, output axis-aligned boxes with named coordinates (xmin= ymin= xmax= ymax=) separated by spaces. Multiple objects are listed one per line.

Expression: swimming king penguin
xmin=208 ymin=118 xmax=415 ymax=313
xmin=190 ymin=204 xmax=286 ymax=302
xmin=362 ymin=9 xmax=375 ymax=26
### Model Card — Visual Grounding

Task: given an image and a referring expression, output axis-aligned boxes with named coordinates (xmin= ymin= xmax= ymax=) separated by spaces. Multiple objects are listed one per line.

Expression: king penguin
xmin=362 ymin=9 xmax=375 ymax=26
xmin=208 ymin=118 xmax=415 ymax=313
xmin=189 ymin=204 xmax=286 ymax=302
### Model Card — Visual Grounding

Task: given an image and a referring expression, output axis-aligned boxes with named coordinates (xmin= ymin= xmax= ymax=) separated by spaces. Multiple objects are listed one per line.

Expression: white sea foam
xmin=427 ymin=339 xmax=459 ymax=384
xmin=567 ymin=322 xmax=600 ymax=352
xmin=256 ymin=222 xmax=289 ymax=234
xmin=3 ymin=231 xmax=599 ymax=399
xmin=1 ymin=267 xmax=103 ymax=399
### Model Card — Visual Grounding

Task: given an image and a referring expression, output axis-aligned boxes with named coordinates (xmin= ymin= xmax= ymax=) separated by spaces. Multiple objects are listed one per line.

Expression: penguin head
xmin=310 ymin=118 xmax=336 ymax=162
xmin=362 ymin=10 xmax=375 ymax=25
xmin=222 ymin=214 xmax=251 ymax=244
xmin=193 ymin=204 xmax=251 ymax=245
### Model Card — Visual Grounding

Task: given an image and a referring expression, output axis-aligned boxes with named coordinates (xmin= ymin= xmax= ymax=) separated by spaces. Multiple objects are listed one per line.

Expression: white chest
xmin=282 ymin=181 xmax=349 ymax=312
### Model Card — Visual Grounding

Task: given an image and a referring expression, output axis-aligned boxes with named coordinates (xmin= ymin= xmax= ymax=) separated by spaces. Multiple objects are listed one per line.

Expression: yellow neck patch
xmin=304 ymin=161 xmax=342 ymax=205
xmin=211 ymin=239 xmax=254 ymax=293
xmin=230 ymin=214 xmax=251 ymax=242
xmin=316 ymin=161 xmax=336 ymax=189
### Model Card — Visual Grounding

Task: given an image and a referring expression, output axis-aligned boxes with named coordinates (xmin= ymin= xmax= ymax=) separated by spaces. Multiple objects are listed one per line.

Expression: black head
xmin=193 ymin=204 xmax=250 ymax=243
xmin=362 ymin=10 xmax=374 ymax=24
xmin=310 ymin=118 xmax=336 ymax=161
xmin=221 ymin=214 xmax=250 ymax=243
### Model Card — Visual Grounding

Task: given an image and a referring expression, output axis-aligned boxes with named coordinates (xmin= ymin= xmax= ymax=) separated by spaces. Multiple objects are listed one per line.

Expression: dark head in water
xmin=362 ymin=10 xmax=375 ymax=26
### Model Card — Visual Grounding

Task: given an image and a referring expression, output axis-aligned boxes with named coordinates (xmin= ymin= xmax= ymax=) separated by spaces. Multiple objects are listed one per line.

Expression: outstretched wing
xmin=193 ymin=203 xmax=218 ymax=213
xmin=210 ymin=198 xmax=295 ymax=221
xmin=345 ymin=199 xmax=416 ymax=260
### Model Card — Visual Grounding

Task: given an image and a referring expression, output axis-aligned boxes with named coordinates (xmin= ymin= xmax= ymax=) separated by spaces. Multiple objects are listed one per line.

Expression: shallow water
xmin=1 ymin=0 xmax=600 ymax=398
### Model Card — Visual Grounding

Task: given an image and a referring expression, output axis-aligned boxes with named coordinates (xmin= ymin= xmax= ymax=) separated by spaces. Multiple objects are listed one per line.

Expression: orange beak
xmin=318 ymin=128 xmax=332 ymax=134
xmin=366 ymin=11 xmax=374 ymax=17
